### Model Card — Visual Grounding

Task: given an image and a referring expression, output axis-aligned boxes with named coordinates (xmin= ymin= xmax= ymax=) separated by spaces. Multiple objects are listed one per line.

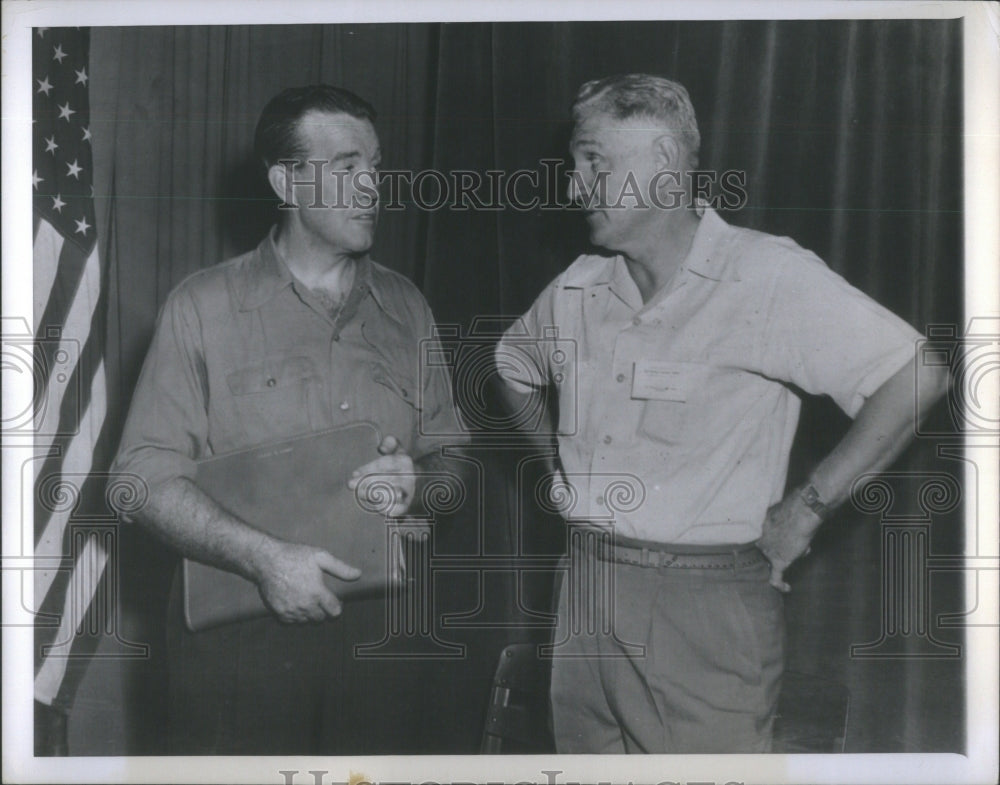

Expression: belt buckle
xmin=658 ymin=551 xmax=678 ymax=568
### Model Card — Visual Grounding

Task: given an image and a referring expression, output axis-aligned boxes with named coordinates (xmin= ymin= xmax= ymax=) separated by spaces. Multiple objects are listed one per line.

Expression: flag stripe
xmin=33 ymin=238 xmax=100 ymax=457
xmin=33 ymin=289 xmax=106 ymax=544
xmin=33 ymin=218 xmax=64 ymax=329
xmin=34 ymin=358 xmax=107 ymax=600
xmin=32 ymin=404 xmax=114 ymax=663
xmin=34 ymin=537 xmax=109 ymax=704
xmin=34 ymin=223 xmax=95 ymax=347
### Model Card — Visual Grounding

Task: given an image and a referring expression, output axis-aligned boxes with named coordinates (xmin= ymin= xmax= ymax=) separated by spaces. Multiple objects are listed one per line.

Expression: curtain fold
xmin=88 ymin=19 xmax=964 ymax=754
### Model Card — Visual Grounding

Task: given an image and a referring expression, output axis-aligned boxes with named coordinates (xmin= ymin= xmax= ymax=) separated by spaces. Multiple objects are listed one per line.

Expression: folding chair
xmin=772 ymin=670 xmax=851 ymax=752
xmin=480 ymin=643 xmax=555 ymax=754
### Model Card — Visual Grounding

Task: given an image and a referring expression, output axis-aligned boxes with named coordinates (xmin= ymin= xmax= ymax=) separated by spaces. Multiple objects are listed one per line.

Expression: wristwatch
xmin=800 ymin=483 xmax=831 ymax=519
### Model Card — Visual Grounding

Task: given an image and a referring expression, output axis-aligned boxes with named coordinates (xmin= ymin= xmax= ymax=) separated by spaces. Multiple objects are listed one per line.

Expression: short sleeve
xmin=759 ymin=248 xmax=921 ymax=417
xmin=111 ymin=285 xmax=209 ymax=492
xmin=411 ymin=298 xmax=470 ymax=457
xmin=495 ymin=281 xmax=559 ymax=393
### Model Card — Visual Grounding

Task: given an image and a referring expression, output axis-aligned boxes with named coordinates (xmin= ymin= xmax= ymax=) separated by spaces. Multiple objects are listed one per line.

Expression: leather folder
xmin=183 ymin=421 xmax=407 ymax=632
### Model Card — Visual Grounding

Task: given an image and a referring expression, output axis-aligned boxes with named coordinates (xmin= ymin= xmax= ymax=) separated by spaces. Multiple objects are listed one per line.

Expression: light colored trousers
xmin=550 ymin=551 xmax=785 ymax=753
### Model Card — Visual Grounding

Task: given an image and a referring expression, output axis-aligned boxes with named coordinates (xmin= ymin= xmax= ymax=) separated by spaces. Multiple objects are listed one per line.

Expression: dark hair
xmin=253 ymin=84 xmax=377 ymax=171
xmin=573 ymin=74 xmax=700 ymax=168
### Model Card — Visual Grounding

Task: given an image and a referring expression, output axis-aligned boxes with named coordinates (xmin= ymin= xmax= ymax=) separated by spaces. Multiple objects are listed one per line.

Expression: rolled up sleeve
xmin=411 ymin=302 xmax=469 ymax=458
xmin=111 ymin=285 xmax=209 ymax=493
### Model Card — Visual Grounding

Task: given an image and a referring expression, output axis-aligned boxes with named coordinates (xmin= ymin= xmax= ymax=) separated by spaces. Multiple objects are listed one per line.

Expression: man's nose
xmin=357 ymin=168 xmax=380 ymax=209
xmin=566 ymin=172 xmax=582 ymax=205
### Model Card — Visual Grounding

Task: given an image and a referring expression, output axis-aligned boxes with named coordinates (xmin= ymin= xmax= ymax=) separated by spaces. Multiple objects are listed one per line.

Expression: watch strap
xmin=800 ymin=483 xmax=830 ymax=519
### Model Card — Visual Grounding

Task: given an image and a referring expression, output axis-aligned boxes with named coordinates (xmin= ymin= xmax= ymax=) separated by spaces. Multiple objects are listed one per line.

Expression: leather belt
xmin=590 ymin=539 xmax=765 ymax=570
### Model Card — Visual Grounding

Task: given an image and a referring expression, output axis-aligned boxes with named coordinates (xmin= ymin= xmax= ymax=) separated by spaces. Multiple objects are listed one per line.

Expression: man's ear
xmin=652 ymin=134 xmax=683 ymax=171
xmin=266 ymin=162 xmax=296 ymax=207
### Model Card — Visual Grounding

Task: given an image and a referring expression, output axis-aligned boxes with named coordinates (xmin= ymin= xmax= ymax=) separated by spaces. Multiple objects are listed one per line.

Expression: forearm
xmin=806 ymin=358 xmax=950 ymax=510
xmin=496 ymin=383 xmax=560 ymax=474
xmin=136 ymin=476 xmax=278 ymax=583
xmin=758 ymin=359 xmax=948 ymax=590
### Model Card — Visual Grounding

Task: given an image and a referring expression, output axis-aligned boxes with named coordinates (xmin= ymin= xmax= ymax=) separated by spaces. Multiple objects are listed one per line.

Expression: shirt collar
xmin=238 ymin=226 xmax=403 ymax=322
xmin=561 ymin=252 xmax=641 ymax=307
xmin=568 ymin=204 xmax=736 ymax=297
xmin=678 ymin=205 xmax=735 ymax=282
xmin=238 ymin=226 xmax=295 ymax=311
xmin=361 ymin=261 xmax=406 ymax=324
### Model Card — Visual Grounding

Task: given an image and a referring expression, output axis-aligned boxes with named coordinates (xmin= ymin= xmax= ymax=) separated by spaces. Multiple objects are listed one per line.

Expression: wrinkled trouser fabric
xmin=550 ymin=552 xmax=785 ymax=753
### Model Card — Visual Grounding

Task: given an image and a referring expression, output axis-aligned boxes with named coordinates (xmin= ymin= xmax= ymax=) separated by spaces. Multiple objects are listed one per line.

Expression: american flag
xmin=31 ymin=27 xmax=116 ymax=720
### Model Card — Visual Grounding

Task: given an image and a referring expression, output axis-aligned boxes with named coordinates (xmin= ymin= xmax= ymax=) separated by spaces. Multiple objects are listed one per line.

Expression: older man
xmin=496 ymin=74 xmax=949 ymax=753
xmin=113 ymin=85 xmax=463 ymax=754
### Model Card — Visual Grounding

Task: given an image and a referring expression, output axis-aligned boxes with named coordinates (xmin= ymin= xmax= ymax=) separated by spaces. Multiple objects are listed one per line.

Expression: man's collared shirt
xmin=497 ymin=207 xmax=920 ymax=544
xmin=114 ymin=228 xmax=464 ymax=492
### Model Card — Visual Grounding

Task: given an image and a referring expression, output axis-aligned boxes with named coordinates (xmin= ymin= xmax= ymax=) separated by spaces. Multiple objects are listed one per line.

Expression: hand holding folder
xmin=183 ymin=421 xmax=418 ymax=632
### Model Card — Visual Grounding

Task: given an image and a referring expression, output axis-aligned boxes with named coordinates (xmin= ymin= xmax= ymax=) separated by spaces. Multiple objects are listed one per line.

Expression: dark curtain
xmin=86 ymin=20 xmax=964 ymax=754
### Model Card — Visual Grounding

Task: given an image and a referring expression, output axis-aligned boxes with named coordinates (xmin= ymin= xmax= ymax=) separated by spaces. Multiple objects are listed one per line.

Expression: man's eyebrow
xmin=570 ymin=137 xmax=600 ymax=150
xmin=330 ymin=150 xmax=362 ymax=164
xmin=330 ymin=149 xmax=382 ymax=165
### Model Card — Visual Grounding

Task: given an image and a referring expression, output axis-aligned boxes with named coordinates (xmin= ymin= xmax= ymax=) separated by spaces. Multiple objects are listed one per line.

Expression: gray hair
xmin=572 ymin=74 xmax=700 ymax=167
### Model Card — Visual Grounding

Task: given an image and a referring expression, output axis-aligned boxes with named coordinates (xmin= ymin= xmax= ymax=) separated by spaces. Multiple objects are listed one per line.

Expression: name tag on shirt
xmin=631 ymin=360 xmax=693 ymax=403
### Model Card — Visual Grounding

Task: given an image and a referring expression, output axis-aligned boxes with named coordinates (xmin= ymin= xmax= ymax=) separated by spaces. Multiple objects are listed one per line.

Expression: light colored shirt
xmin=113 ymin=228 xmax=464 ymax=492
xmin=497 ymin=207 xmax=920 ymax=544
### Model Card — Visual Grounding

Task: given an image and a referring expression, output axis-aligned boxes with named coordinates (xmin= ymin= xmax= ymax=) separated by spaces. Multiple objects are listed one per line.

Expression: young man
xmin=496 ymin=74 xmax=949 ymax=753
xmin=113 ymin=85 xmax=463 ymax=754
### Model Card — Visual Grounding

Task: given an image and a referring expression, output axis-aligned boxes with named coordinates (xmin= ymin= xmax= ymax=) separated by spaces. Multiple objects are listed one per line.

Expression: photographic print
xmin=3 ymin=2 xmax=997 ymax=784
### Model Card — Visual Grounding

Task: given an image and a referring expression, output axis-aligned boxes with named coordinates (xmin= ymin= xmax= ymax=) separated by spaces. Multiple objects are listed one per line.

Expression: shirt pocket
xmin=371 ymin=362 xmax=419 ymax=411
xmin=633 ymin=360 xmax=712 ymax=446
xmin=224 ymin=355 xmax=320 ymax=442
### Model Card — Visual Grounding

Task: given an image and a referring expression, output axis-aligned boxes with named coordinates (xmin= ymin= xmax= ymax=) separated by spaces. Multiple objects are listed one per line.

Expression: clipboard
xmin=182 ymin=421 xmax=410 ymax=632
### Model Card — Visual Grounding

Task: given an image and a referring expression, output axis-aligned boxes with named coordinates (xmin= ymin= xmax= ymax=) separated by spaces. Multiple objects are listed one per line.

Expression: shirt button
xmin=339 ymin=401 xmax=350 ymax=411
xmin=616 ymin=373 xmax=625 ymax=383
xmin=603 ymin=435 xmax=612 ymax=445
xmin=266 ymin=377 xmax=277 ymax=387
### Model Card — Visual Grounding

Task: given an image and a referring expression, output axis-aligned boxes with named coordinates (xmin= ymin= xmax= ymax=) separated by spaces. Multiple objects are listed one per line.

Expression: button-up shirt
xmin=497 ymin=208 xmax=920 ymax=544
xmin=113 ymin=228 xmax=464 ymax=492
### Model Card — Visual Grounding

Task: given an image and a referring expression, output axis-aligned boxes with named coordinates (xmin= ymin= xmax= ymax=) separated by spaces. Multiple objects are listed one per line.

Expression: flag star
xmin=36 ymin=76 xmax=53 ymax=96
xmin=74 ymin=68 xmax=89 ymax=86
xmin=45 ymin=135 xmax=59 ymax=154
xmin=74 ymin=216 xmax=91 ymax=236
xmin=37 ymin=28 xmax=49 ymax=37
xmin=53 ymin=44 xmax=67 ymax=63
xmin=52 ymin=194 xmax=66 ymax=213
xmin=57 ymin=102 xmax=76 ymax=121
xmin=32 ymin=170 xmax=44 ymax=189
xmin=81 ymin=126 xmax=92 ymax=142
xmin=66 ymin=159 xmax=83 ymax=179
